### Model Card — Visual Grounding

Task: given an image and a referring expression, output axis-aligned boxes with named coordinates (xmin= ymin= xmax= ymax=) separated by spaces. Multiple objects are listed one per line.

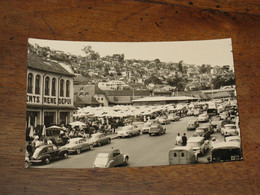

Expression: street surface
xmin=31 ymin=116 xmax=224 ymax=168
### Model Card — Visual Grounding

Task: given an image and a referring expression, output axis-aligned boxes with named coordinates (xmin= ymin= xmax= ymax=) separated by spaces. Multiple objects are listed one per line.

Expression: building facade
xmin=26 ymin=54 xmax=74 ymax=128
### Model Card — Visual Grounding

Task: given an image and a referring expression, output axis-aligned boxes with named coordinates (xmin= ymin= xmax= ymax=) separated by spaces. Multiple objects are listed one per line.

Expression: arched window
xmin=51 ymin=78 xmax=56 ymax=96
xmin=66 ymin=80 xmax=70 ymax=97
xmin=35 ymin=75 xmax=40 ymax=94
xmin=27 ymin=73 xmax=33 ymax=93
xmin=60 ymin=79 xmax=64 ymax=97
xmin=45 ymin=77 xmax=50 ymax=95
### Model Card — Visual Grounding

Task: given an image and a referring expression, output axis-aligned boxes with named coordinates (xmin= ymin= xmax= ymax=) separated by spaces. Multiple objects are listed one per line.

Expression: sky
xmin=28 ymin=38 xmax=234 ymax=68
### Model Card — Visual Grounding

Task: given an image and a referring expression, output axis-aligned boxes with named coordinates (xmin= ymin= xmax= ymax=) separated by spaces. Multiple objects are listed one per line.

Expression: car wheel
xmin=149 ymin=134 xmax=152 ymax=136
xmin=45 ymin=157 xmax=50 ymax=164
xmin=107 ymin=139 xmax=111 ymax=144
xmin=76 ymin=149 xmax=81 ymax=154
xmin=98 ymin=142 xmax=102 ymax=147
xmin=63 ymin=152 xmax=68 ymax=159
xmin=89 ymin=145 xmax=94 ymax=150
xmin=129 ymin=134 xmax=132 ymax=137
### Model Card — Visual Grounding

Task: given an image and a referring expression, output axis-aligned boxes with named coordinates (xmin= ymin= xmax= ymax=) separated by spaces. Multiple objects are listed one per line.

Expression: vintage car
xmin=186 ymin=137 xmax=210 ymax=156
xmin=197 ymin=113 xmax=209 ymax=123
xmin=93 ymin=148 xmax=129 ymax=168
xmin=117 ymin=125 xmax=141 ymax=138
xmin=193 ymin=127 xmax=211 ymax=140
xmin=220 ymin=124 xmax=238 ymax=136
xmin=29 ymin=144 xmax=69 ymax=165
xmin=187 ymin=120 xmax=199 ymax=131
xmin=169 ymin=146 xmax=197 ymax=165
xmin=168 ymin=114 xmax=180 ymax=122
xmin=88 ymin=133 xmax=111 ymax=147
xmin=149 ymin=124 xmax=166 ymax=136
xmin=156 ymin=116 xmax=171 ymax=125
xmin=60 ymin=137 xmax=93 ymax=154
xmin=199 ymin=123 xmax=214 ymax=134
xmin=208 ymin=142 xmax=242 ymax=162
xmin=141 ymin=121 xmax=154 ymax=134
xmin=132 ymin=121 xmax=144 ymax=130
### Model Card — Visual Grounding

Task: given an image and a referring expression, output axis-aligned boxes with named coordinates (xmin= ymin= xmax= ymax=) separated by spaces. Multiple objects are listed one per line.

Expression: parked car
xmin=199 ymin=123 xmax=214 ymax=134
xmin=156 ymin=116 xmax=171 ymax=125
xmin=141 ymin=121 xmax=153 ymax=134
xmin=197 ymin=113 xmax=209 ymax=123
xmin=149 ymin=124 xmax=166 ymax=136
xmin=29 ymin=144 xmax=68 ymax=165
xmin=60 ymin=137 xmax=93 ymax=154
xmin=168 ymin=114 xmax=180 ymax=122
xmin=93 ymin=148 xmax=129 ymax=168
xmin=186 ymin=137 xmax=210 ymax=156
xmin=187 ymin=120 xmax=199 ymax=131
xmin=89 ymin=133 xmax=111 ymax=147
xmin=220 ymin=124 xmax=238 ymax=136
xmin=193 ymin=127 xmax=211 ymax=140
xmin=208 ymin=142 xmax=242 ymax=162
xmin=117 ymin=125 xmax=140 ymax=138
xmin=169 ymin=146 xmax=197 ymax=165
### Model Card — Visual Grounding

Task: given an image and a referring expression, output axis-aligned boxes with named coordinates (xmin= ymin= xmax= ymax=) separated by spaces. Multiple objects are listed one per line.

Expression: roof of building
xmin=74 ymin=96 xmax=100 ymax=106
xmin=27 ymin=54 xmax=74 ymax=77
xmin=103 ymin=90 xmax=150 ymax=96
xmin=132 ymin=96 xmax=197 ymax=103
xmin=74 ymin=85 xmax=105 ymax=95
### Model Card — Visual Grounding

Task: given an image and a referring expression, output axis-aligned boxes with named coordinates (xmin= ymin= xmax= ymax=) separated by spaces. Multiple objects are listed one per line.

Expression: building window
xmin=35 ymin=75 xmax=40 ymax=94
xmin=27 ymin=73 xmax=33 ymax=93
xmin=60 ymin=79 xmax=64 ymax=97
xmin=45 ymin=76 xmax=50 ymax=95
xmin=51 ymin=78 xmax=56 ymax=96
xmin=66 ymin=80 xmax=70 ymax=97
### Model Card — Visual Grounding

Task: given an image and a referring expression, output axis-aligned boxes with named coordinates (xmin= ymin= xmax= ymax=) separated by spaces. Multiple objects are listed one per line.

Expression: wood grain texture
xmin=0 ymin=0 xmax=259 ymax=194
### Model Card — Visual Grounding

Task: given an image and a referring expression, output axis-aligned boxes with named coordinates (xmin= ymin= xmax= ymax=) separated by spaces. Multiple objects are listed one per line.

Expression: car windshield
xmin=225 ymin=126 xmax=236 ymax=129
xmin=187 ymin=142 xmax=200 ymax=147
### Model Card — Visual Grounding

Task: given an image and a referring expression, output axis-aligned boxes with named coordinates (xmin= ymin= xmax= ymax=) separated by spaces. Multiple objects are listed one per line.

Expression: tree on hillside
xmin=82 ymin=46 xmax=100 ymax=60
xmin=144 ymin=76 xmax=162 ymax=86
xmin=178 ymin=60 xmax=183 ymax=73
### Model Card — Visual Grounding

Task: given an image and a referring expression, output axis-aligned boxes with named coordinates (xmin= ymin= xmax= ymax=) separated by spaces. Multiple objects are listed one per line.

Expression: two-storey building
xmin=26 ymin=54 xmax=74 ymax=128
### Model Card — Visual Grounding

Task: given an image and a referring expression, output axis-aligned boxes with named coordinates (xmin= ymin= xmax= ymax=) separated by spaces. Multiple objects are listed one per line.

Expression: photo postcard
xmin=25 ymin=38 xmax=242 ymax=168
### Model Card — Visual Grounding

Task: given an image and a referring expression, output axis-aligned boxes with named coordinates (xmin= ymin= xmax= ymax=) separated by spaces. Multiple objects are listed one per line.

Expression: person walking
xmin=182 ymin=133 xmax=187 ymax=146
xmin=175 ymin=133 xmax=182 ymax=146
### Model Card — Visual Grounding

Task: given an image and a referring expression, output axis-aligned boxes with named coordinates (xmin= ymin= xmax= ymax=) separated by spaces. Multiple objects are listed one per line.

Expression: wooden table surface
xmin=0 ymin=0 xmax=259 ymax=194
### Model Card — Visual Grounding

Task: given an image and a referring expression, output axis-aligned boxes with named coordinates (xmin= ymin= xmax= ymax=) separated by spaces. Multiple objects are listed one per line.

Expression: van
xmin=208 ymin=142 xmax=242 ymax=162
xmin=169 ymin=146 xmax=197 ymax=165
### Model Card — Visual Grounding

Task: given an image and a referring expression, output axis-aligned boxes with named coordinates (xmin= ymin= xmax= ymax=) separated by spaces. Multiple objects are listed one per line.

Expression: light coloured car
xmin=141 ymin=121 xmax=153 ymax=134
xmin=149 ymin=124 xmax=166 ymax=136
xmin=193 ymin=127 xmax=211 ymax=140
xmin=187 ymin=136 xmax=209 ymax=156
xmin=168 ymin=114 xmax=180 ymax=122
xmin=224 ymin=136 xmax=241 ymax=143
xmin=197 ymin=113 xmax=209 ymax=123
xmin=187 ymin=120 xmax=199 ymax=131
xmin=88 ymin=133 xmax=111 ymax=147
xmin=221 ymin=124 xmax=238 ymax=136
xmin=61 ymin=137 xmax=93 ymax=154
xmin=117 ymin=125 xmax=141 ymax=138
xmin=93 ymin=148 xmax=129 ymax=168
xmin=156 ymin=116 xmax=171 ymax=125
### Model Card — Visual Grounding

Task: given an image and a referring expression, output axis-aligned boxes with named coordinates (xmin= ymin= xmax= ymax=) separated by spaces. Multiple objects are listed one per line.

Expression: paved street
xmin=31 ymin=116 xmax=224 ymax=168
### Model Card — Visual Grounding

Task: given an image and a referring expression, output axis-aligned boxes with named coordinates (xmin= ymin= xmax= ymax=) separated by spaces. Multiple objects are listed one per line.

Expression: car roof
xmin=92 ymin=132 xmax=104 ymax=136
xmin=187 ymin=136 xmax=204 ymax=142
xmin=212 ymin=142 xmax=241 ymax=150
xmin=68 ymin=137 xmax=84 ymax=141
xmin=225 ymin=136 xmax=241 ymax=141
xmin=98 ymin=148 xmax=120 ymax=154
xmin=35 ymin=144 xmax=55 ymax=149
xmin=170 ymin=146 xmax=193 ymax=152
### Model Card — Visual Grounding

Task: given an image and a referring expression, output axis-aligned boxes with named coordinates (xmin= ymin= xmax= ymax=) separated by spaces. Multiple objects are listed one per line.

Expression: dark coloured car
xmin=30 ymin=144 xmax=68 ymax=165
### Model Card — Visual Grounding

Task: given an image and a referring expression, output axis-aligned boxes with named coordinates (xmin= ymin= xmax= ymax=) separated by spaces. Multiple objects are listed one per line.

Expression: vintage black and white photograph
xmin=25 ymin=38 xmax=242 ymax=168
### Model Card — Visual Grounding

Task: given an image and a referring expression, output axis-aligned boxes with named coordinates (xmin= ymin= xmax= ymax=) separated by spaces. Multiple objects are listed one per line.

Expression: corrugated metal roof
xmin=132 ymin=96 xmax=197 ymax=102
